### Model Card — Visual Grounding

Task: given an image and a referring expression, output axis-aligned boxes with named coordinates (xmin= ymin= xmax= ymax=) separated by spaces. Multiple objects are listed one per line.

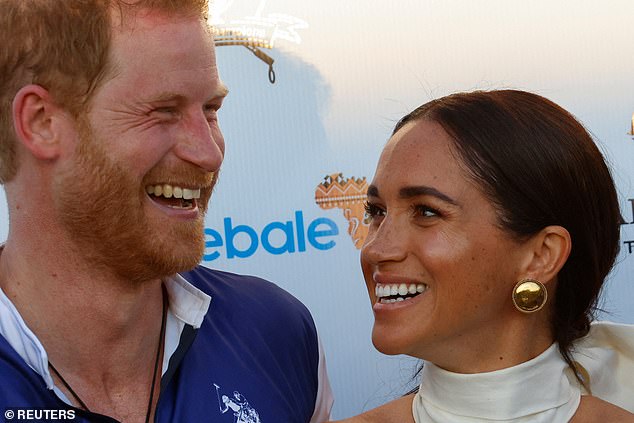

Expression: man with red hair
xmin=0 ymin=1 xmax=332 ymax=421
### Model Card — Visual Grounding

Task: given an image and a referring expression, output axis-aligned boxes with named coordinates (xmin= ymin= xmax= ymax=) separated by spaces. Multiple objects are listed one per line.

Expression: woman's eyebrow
xmin=398 ymin=185 xmax=458 ymax=205
xmin=367 ymin=184 xmax=458 ymax=206
xmin=367 ymin=185 xmax=379 ymax=198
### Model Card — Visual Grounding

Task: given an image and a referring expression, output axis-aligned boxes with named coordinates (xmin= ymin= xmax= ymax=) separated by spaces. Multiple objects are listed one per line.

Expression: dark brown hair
xmin=395 ymin=90 xmax=621 ymax=380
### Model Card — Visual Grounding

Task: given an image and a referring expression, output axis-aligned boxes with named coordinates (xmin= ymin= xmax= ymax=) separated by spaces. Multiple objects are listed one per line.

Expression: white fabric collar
xmin=571 ymin=321 xmax=634 ymax=411
xmin=413 ymin=343 xmax=581 ymax=422
xmin=0 ymin=273 xmax=211 ymax=402
xmin=163 ymin=273 xmax=211 ymax=329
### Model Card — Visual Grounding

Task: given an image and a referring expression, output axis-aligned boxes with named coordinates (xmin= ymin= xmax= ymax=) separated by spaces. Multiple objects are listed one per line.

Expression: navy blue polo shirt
xmin=0 ymin=266 xmax=332 ymax=422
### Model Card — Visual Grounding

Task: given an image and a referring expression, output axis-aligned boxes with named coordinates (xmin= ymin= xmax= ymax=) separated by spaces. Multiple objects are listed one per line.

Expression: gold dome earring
xmin=512 ymin=279 xmax=547 ymax=313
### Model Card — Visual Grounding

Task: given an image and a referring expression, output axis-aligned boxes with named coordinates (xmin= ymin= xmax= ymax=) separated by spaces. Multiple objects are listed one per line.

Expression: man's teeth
xmin=375 ymin=283 xmax=427 ymax=304
xmin=146 ymin=184 xmax=201 ymax=200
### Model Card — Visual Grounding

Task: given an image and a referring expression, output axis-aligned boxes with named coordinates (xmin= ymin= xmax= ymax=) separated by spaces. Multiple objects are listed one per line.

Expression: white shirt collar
xmin=0 ymin=272 xmax=211 ymax=400
xmin=163 ymin=273 xmax=211 ymax=329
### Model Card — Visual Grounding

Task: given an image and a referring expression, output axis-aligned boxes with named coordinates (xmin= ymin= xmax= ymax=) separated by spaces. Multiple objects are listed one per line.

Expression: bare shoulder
xmin=328 ymin=394 xmax=416 ymax=423
xmin=570 ymin=395 xmax=634 ymax=423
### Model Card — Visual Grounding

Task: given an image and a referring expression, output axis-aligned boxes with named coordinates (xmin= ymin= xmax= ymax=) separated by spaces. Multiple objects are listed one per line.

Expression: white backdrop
xmin=1 ymin=1 xmax=634 ymax=419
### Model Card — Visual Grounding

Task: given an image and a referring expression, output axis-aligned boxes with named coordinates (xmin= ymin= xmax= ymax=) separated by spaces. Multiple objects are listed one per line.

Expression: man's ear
xmin=521 ymin=225 xmax=572 ymax=284
xmin=12 ymin=84 xmax=68 ymax=161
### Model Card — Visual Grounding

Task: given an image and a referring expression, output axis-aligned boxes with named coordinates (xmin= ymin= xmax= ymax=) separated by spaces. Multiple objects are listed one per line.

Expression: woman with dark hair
xmin=332 ymin=90 xmax=634 ymax=422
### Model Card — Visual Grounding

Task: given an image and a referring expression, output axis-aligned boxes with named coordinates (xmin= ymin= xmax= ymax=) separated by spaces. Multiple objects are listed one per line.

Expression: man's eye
xmin=148 ymin=107 xmax=182 ymax=123
xmin=204 ymin=105 xmax=219 ymax=121
xmin=152 ymin=107 xmax=177 ymax=116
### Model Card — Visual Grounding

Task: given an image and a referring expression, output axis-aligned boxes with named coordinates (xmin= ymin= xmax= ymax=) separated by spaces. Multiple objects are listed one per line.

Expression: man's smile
xmin=146 ymin=183 xmax=203 ymax=210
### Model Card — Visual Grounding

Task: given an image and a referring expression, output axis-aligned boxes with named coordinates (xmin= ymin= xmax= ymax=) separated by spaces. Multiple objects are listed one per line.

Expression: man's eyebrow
xmin=149 ymin=92 xmax=186 ymax=103
xmin=399 ymin=185 xmax=458 ymax=205
xmin=367 ymin=185 xmax=379 ymax=198
xmin=146 ymin=84 xmax=228 ymax=104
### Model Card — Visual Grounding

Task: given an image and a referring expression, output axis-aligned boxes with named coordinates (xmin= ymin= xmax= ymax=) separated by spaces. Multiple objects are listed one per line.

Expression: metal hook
xmin=245 ymin=45 xmax=276 ymax=84
xmin=268 ymin=65 xmax=276 ymax=84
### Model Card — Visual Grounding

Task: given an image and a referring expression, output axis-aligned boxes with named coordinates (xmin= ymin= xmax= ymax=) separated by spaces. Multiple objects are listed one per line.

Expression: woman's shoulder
xmin=570 ymin=395 xmax=634 ymax=423
xmin=328 ymin=394 xmax=416 ymax=423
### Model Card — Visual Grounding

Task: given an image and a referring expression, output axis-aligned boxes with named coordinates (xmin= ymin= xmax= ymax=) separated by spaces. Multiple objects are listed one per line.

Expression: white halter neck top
xmin=412 ymin=343 xmax=581 ymax=422
xmin=412 ymin=322 xmax=634 ymax=422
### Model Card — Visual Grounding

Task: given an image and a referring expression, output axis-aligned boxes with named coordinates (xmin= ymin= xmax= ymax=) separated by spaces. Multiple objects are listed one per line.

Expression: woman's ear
xmin=521 ymin=225 xmax=572 ymax=284
xmin=12 ymin=84 xmax=67 ymax=161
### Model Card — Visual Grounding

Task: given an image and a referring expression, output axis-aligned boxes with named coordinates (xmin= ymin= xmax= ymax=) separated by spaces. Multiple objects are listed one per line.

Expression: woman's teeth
xmin=375 ymin=283 xmax=427 ymax=304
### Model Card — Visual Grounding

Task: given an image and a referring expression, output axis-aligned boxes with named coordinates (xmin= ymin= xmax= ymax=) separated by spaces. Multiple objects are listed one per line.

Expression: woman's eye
xmin=364 ymin=202 xmax=386 ymax=222
xmin=413 ymin=204 xmax=440 ymax=218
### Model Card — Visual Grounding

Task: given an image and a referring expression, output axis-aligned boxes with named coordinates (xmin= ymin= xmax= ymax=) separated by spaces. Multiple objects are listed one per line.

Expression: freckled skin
xmin=361 ymin=120 xmax=540 ymax=373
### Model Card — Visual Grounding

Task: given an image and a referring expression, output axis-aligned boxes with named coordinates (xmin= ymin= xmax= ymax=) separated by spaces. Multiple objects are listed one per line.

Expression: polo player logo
xmin=213 ymin=383 xmax=262 ymax=423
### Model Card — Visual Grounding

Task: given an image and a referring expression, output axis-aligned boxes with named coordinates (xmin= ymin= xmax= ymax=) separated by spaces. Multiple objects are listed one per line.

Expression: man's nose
xmin=173 ymin=110 xmax=224 ymax=172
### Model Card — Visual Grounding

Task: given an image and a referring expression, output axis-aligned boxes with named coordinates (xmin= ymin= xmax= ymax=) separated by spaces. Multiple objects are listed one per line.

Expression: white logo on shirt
xmin=213 ymin=383 xmax=262 ymax=423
